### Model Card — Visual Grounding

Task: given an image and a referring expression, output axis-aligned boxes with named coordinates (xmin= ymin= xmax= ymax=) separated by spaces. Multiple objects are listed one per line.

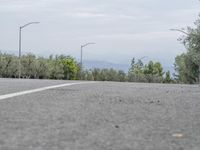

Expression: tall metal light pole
xmin=81 ymin=43 xmax=95 ymax=68
xmin=170 ymin=28 xmax=200 ymax=84
xmin=80 ymin=43 xmax=95 ymax=79
xmin=18 ymin=22 xmax=40 ymax=78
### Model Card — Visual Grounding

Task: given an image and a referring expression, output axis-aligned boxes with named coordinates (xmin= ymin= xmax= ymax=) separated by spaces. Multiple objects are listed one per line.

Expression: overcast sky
xmin=0 ymin=0 xmax=200 ymax=69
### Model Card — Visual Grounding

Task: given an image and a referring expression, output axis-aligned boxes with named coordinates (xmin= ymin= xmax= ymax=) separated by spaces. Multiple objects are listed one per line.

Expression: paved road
xmin=0 ymin=79 xmax=199 ymax=150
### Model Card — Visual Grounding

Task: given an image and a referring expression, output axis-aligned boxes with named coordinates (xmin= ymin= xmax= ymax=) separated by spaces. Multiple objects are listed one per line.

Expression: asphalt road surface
xmin=0 ymin=79 xmax=199 ymax=150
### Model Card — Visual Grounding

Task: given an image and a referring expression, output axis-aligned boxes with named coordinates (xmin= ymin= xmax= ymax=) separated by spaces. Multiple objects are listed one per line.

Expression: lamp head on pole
xmin=81 ymin=42 xmax=96 ymax=48
xmin=21 ymin=22 xmax=40 ymax=29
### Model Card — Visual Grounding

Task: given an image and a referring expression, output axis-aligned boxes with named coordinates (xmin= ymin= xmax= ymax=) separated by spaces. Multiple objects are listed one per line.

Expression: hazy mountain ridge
xmin=83 ymin=60 xmax=130 ymax=72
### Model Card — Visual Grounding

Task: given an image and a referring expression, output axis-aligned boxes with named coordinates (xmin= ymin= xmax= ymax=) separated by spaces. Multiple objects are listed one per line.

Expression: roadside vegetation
xmin=0 ymin=52 xmax=173 ymax=83
xmin=0 ymin=16 xmax=199 ymax=84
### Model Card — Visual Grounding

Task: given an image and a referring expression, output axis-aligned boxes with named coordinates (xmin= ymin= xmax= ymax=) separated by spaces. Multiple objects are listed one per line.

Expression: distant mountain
xmin=83 ymin=60 xmax=130 ymax=72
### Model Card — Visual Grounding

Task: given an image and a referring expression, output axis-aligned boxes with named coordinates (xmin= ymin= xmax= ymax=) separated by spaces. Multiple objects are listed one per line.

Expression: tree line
xmin=0 ymin=52 xmax=172 ymax=83
xmin=0 ymin=53 xmax=78 ymax=80
xmin=81 ymin=58 xmax=172 ymax=83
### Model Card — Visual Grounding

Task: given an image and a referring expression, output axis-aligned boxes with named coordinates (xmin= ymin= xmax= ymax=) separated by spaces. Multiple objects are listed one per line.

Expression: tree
xmin=117 ymin=70 xmax=126 ymax=82
xmin=174 ymin=54 xmax=198 ymax=84
xmin=0 ymin=53 xmax=18 ymax=78
xmin=163 ymin=71 xmax=172 ymax=83
xmin=174 ymin=16 xmax=200 ymax=84
xmin=92 ymin=68 xmax=101 ymax=81
xmin=82 ymin=69 xmax=94 ymax=81
xmin=35 ymin=57 xmax=50 ymax=79
xmin=58 ymin=55 xmax=78 ymax=80
xmin=48 ymin=55 xmax=64 ymax=79
xmin=21 ymin=53 xmax=36 ymax=78
xmin=128 ymin=58 xmax=146 ymax=82
xmin=128 ymin=58 xmax=165 ymax=83
xmin=143 ymin=61 xmax=164 ymax=83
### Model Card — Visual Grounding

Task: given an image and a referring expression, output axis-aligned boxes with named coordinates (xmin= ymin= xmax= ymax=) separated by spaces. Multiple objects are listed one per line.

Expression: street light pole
xmin=19 ymin=27 xmax=22 ymax=79
xmin=18 ymin=22 xmax=39 ymax=78
xmin=80 ymin=43 xmax=95 ymax=79
xmin=81 ymin=45 xmax=83 ymax=71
